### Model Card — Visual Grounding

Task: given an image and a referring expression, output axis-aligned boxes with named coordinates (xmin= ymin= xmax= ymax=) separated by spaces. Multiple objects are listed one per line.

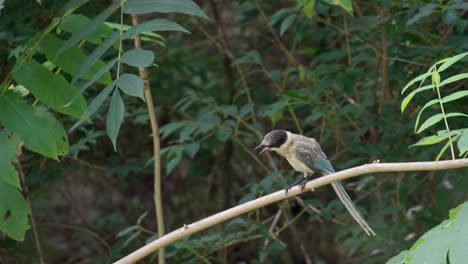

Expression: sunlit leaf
xmin=417 ymin=113 xmax=468 ymax=133
xmin=457 ymin=131 xmax=468 ymax=155
xmin=410 ymin=135 xmax=446 ymax=147
xmin=437 ymin=52 xmax=468 ymax=72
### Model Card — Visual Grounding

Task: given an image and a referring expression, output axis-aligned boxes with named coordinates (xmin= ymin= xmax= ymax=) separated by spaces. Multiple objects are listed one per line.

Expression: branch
xmin=131 ymin=15 xmax=165 ymax=264
xmin=114 ymin=159 xmax=468 ymax=264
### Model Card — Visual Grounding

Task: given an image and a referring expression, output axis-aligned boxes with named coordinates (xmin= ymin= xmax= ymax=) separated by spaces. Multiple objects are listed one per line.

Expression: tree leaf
xmin=0 ymin=180 xmax=29 ymax=241
xmin=106 ymin=89 xmax=125 ymax=150
xmin=331 ymin=0 xmax=353 ymax=14
xmin=71 ymin=31 xmax=120 ymax=85
xmin=116 ymin=74 xmax=145 ymax=101
xmin=123 ymin=0 xmax=209 ymax=20
xmin=401 ymin=72 xmax=432 ymax=94
xmin=386 ymin=202 xmax=468 ymax=264
xmin=0 ymin=92 xmax=68 ymax=160
xmin=400 ymin=84 xmax=434 ymax=112
xmin=13 ymin=59 xmax=87 ymax=118
xmin=410 ymin=135 xmax=446 ymax=148
xmin=59 ymin=2 xmax=119 ymax=53
xmin=280 ymin=14 xmax=296 ymax=36
xmin=0 ymin=132 xmax=21 ymax=188
xmin=407 ymin=3 xmax=438 ymax=25
xmin=66 ymin=58 xmax=118 ymax=107
xmin=59 ymin=14 xmax=113 ymax=44
xmin=122 ymin=18 xmax=190 ymax=39
xmin=437 ymin=52 xmax=468 ymax=72
xmin=414 ymin=99 xmax=438 ymax=131
xmin=457 ymin=131 xmax=468 ymax=155
xmin=121 ymin=48 xmax=154 ymax=67
xmin=41 ymin=34 xmax=111 ymax=85
xmin=417 ymin=113 xmax=468 ymax=133
xmin=439 ymin=73 xmax=468 ymax=87
xmin=70 ymin=82 xmax=116 ymax=132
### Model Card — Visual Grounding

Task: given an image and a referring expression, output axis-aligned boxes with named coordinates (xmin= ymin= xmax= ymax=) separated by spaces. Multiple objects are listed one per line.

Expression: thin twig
xmin=131 ymin=15 xmax=165 ymax=264
xmin=38 ymin=222 xmax=111 ymax=253
xmin=114 ymin=159 xmax=468 ymax=263
xmin=17 ymin=161 xmax=45 ymax=264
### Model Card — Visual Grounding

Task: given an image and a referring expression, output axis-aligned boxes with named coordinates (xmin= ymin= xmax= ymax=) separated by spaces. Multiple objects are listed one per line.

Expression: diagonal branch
xmin=114 ymin=159 xmax=468 ymax=264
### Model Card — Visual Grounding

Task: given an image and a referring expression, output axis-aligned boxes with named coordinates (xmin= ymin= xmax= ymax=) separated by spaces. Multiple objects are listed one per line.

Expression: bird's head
xmin=255 ymin=130 xmax=288 ymax=154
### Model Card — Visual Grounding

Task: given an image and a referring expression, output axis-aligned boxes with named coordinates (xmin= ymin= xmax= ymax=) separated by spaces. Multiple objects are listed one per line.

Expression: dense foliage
xmin=0 ymin=0 xmax=467 ymax=263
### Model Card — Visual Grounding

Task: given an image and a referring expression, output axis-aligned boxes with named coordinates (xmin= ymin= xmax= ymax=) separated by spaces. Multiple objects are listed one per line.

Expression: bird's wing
xmin=294 ymin=139 xmax=335 ymax=174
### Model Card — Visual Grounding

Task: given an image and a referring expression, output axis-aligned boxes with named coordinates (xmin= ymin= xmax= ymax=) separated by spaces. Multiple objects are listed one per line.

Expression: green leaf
xmin=280 ymin=14 xmax=296 ymax=36
xmin=386 ymin=202 xmax=468 ymax=264
xmin=59 ymin=14 xmax=114 ymax=44
xmin=400 ymin=84 xmax=434 ymax=112
xmin=41 ymin=34 xmax=111 ymax=85
xmin=232 ymin=51 xmax=261 ymax=65
xmin=121 ymin=48 xmax=154 ymax=67
xmin=0 ymin=180 xmax=29 ymax=241
xmin=70 ymin=82 xmax=116 ymax=132
xmin=437 ymin=52 xmax=468 ymax=72
xmin=407 ymin=3 xmax=438 ymax=25
xmin=123 ymin=0 xmax=209 ymax=20
xmin=258 ymin=224 xmax=270 ymax=239
xmin=457 ymin=131 xmax=468 ymax=155
xmin=441 ymin=90 xmax=468 ymax=103
xmin=439 ymin=73 xmax=468 ymax=87
xmin=13 ymin=60 xmax=87 ymax=118
xmin=59 ymin=2 xmax=119 ymax=53
xmin=401 ymin=72 xmax=432 ymax=94
xmin=116 ymin=74 xmax=145 ymax=101
xmin=330 ymin=0 xmax=353 ymax=14
xmin=431 ymin=70 xmax=441 ymax=86
xmin=183 ymin=142 xmax=200 ymax=158
xmin=0 ymin=92 xmax=68 ymax=160
xmin=106 ymin=89 xmax=125 ymax=150
xmin=417 ymin=113 xmax=468 ymax=133
xmin=301 ymin=0 xmax=316 ymax=18
xmin=0 ymin=132 xmax=21 ymax=188
xmin=122 ymin=19 xmax=190 ymax=39
xmin=71 ymin=31 xmax=120 ymax=85
xmin=414 ymin=99 xmax=438 ymax=131
xmin=410 ymin=135 xmax=446 ymax=147
xmin=116 ymin=225 xmax=139 ymax=238
xmin=66 ymin=58 xmax=118 ymax=107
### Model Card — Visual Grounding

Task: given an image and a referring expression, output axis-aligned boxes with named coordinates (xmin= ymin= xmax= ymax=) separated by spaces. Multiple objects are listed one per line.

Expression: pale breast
xmin=275 ymin=147 xmax=313 ymax=173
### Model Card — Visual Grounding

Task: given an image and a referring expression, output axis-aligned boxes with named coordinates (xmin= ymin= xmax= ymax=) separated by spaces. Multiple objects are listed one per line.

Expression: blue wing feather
xmin=295 ymin=150 xmax=335 ymax=174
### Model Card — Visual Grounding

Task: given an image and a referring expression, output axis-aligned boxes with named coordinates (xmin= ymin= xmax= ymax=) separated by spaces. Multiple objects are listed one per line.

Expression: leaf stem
xmin=433 ymin=67 xmax=455 ymax=159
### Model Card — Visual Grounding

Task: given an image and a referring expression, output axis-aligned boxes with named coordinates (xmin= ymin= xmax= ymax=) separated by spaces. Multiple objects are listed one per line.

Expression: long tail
xmin=331 ymin=181 xmax=376 ymax=236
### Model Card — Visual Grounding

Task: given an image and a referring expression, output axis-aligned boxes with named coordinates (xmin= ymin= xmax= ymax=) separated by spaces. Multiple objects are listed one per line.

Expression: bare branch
xmin=114 ymin=159 xmax=468 ymax=264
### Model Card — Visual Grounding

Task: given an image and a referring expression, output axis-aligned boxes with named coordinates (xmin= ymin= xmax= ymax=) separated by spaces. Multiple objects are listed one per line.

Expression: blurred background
xmin=0 ymin=0 xmax=467 ymax=263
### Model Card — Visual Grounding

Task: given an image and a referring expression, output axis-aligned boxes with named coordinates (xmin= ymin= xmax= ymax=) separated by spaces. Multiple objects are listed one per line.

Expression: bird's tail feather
xmin=331 ymin=181 xmax=376 ymax=236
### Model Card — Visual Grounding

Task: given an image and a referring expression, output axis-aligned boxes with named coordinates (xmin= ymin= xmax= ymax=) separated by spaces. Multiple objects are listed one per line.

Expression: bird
xmin=255 ymin=129 xmax=376 ymax=236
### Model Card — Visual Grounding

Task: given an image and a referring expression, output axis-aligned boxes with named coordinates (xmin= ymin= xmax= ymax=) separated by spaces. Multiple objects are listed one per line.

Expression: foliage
xmin=387 ymin=201 xmax=468 ymax=264
xmin=0 ymin=0 xmax=467 ymax=263
xmin=401 ymin=52 xmax=468 ymax=159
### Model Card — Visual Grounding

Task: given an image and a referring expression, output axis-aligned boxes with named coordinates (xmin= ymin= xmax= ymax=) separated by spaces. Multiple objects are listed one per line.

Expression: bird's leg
xmin=285 ymin=172 xmax=309 ymax=194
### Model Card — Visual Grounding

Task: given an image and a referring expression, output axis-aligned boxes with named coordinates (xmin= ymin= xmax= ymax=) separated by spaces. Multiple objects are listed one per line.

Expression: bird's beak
xmin=254 ymin=144 xmax=270 ymax=155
